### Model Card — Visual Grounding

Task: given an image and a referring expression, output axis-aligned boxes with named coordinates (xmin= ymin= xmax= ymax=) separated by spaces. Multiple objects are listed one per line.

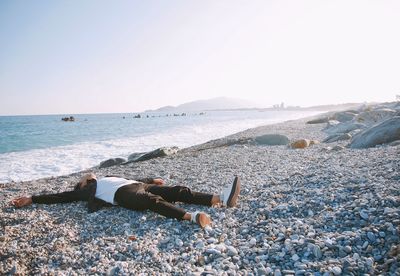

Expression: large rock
xmin=253 ymin=134 xmax=290 ymax=145
xmin=307 ymin=111 xmax=357 ymax=125
xmin=128 ymin=152 xmax=146 ymax=161
xmin=99 ymin=158 xmax=127 ymax=168
xmin=332 ymin=111 xmax=357 ymax=122
xmin=323 ymin=120 xmax=341 ymax=131
xmin=349 ymin=116 xmax=400 ymax=148
xmin=307 ymin=117 xmax=330 ymax=124
xmin=354 ymin=108 xmax=397 ymax=125
xmin=393 ymin=103 xmax=400 ymax=111
xmin=291 ymin=139 xmax=311 ymax=149
xmin=128 ymin=147 xmax=179 ymax=163
xmin=325 ymin=122 xmax=366 ymax=135
xmin=323 ymin=133 xmax=352 ymax=143
xmin=375 ymin=101 xmax=400 ymax=111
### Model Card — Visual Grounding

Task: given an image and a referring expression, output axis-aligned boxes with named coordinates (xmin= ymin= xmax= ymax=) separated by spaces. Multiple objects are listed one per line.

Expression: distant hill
xmin=145 ymin=97 xmax=260 ymax=113
xmin=144 ymin=97 xmax=365 ymax=113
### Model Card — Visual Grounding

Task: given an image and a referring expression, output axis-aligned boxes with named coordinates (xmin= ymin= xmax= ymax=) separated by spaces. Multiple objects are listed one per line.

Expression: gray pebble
xmin=360 ymin=210 xmax=369 ymax=220
xmin=331 ymin=266 xmax=342 ymax=275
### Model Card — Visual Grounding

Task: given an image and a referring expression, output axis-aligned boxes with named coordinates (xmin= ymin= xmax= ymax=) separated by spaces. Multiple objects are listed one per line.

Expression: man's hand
xmin=152 ymin=178 xmax=165 ymax=185
xmin=11 ymin=196 xmax=33 ymax=208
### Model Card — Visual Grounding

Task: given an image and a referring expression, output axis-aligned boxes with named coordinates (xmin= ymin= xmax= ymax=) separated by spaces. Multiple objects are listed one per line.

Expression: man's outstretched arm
xmin=30 ymin=190 xmax=89 ymax=204
xmin=11 ymin=189 xmax=91 ymax=207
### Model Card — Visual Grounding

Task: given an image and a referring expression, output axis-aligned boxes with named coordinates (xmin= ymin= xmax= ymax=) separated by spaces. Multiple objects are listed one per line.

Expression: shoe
xmin=191 ymin=212 xmax=211 ymax=228
xmin=220 ymin=176 xmax=241 ymax=207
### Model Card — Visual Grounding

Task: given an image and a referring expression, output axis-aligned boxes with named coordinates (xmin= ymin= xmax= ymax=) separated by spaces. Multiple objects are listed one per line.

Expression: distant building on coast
xmin=272 ymin=102 xmax=285 ymax=110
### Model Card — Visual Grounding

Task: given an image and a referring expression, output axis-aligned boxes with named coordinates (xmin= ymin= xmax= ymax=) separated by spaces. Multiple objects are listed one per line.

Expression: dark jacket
xmin=31 ymin=177 xmax=154 ymax=213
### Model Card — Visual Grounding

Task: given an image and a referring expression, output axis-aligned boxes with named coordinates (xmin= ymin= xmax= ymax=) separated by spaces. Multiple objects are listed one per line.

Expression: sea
xmin=0 ymin=110 xmax=321 ymax=183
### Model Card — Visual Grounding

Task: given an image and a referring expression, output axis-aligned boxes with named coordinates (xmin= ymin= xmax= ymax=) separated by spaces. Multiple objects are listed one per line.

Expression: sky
xmin=0 ymin=0 xmax=400 ymax=115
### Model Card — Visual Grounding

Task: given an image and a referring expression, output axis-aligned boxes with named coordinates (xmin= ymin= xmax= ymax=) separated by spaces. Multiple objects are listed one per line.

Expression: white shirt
xmin=95 ymin=177 xmax=138 ymax=205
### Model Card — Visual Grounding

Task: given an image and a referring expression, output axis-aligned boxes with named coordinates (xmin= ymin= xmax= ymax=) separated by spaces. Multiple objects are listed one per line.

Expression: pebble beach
xmin=1 ymin=110 xmax=400 ymax=275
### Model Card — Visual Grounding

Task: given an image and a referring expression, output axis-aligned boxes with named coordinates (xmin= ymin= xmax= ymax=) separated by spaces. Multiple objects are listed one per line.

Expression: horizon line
xmin=1 ymin=97 xmax=387 ymax=117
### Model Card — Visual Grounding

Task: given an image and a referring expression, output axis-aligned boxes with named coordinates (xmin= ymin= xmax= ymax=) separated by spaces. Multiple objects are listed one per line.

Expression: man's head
xmin=74 ymin=173 xmax=97 ymax=190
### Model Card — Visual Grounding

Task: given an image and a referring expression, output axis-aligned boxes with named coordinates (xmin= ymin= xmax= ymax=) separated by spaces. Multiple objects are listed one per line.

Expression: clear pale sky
xmin=1 ymin=0 xmax=399 ymax=115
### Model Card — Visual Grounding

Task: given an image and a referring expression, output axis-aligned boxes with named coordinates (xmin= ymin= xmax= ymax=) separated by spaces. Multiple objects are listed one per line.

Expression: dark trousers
xmin=114 ymin=183 xmax=213 ymax=219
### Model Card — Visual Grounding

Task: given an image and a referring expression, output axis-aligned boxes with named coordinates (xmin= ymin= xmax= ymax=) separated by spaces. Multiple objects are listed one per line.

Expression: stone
xmin=355 ymin=108 xmax=397 ymax=125
xmin=350 ymin=117 xmax=400 ymax=148
xmin=389 ymin=245 xmax=400 ymax=257
xmin=206 ymin=237 xmax=217 ymax=244
xmin=195 ymin=243 xmax=205 ymax=250
xmin=226 ymin=246 xmax=238 ymax=256
xmin=265 ymin=267 xmax=273 ymax=274
xmin=107 ymin=266 xmax=120 ymax=276
xmin=324 ymin=120 xmax=341 ymax=131
xmin=331 ymin=266 xmax=342 ymax=275
xmin=359 ymin=210 xmax=369 ymax=220
xmin=367 ymin=232 xmax=376 ymax=242
xmin=253 ymin=134 xmax=290 ymax=146
xmin=307 ymin=117 xmax=330 ymax=124
xmin=323 ymin=133 xmax=352 ymax=143
xmin=384 ymin=207 xmax=397 ymax=214
xmin=205 ymin=248 xmax=221 ymax=255
xmin=332 ymin=111 xmax=357 ymax=122
xmin=344 ymin=246 xmax=352 ymax=253
xmin=126 ymin=147 xmax=179 ymax=163
xmin=257 ymin=267 xmax=268 ymax=275
xmin=282 ymin=270 xmax=296 ymax=274
xmin=332 ymin=145 xmax=345 ymax=151
xmin=214 ymin=243 xmax=226 ymax=252
xmin=291 ymin=139 xmax=310 ymax=149
xmin=313 ymin=245 xmax=322 ymax=259
xmin=324 ymin=122 xmax=366 ymax=135
xmin=99 ymin=158 xmax=127 ymax=168
xmin=127 ymin=152 xmax=146 ymax=161
xmin=175 ymin=238 xmax=183 ymax=247
xmin=164 ymin=264 xmax=172 ymax=272
xmin=8 ymin=265 xmax=17 ymax=275
xmin=366 ymin=257 xmax=374 ymax=267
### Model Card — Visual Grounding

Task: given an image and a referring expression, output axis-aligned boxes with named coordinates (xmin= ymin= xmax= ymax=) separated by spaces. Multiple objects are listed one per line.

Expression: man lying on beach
xmin=11 ymin=174 xmax=241 ymax=228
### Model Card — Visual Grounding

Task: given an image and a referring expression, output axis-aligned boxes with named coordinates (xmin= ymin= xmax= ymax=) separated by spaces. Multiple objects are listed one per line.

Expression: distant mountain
xmin=145 ymin=97 xmax=365 ymax=113
xmin=145 ymin=97 xmax=260 ymax=113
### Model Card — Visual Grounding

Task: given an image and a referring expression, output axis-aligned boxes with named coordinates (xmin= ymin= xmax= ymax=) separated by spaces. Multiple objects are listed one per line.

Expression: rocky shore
xmin=1 ymin=102 xmax=399 ymax=275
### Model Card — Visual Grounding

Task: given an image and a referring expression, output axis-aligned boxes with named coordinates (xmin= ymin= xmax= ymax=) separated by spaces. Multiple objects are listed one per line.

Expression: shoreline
xmin=0 ymin=109 xmax=324 ymax=184
xmin=1 ymin=107 xmax=399 ymax=275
